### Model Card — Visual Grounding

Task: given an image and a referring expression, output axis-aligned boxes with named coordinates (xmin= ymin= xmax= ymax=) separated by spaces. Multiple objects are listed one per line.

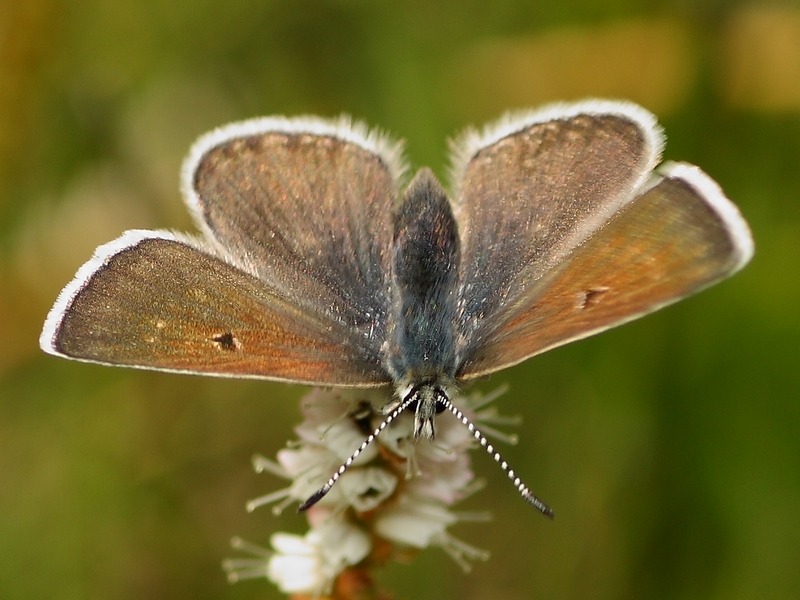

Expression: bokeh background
xmin=2 ymin=1 xmax=799 ymax=599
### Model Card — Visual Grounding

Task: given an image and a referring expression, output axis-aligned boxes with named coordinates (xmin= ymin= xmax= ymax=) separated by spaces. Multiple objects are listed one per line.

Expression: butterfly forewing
xmin=451 ymin=103 xmax=663 ymax=361
xmin=457 ymin=163 xmax=753 ymax=379
xmin=43 ymin=233 xmax=391 ymax=385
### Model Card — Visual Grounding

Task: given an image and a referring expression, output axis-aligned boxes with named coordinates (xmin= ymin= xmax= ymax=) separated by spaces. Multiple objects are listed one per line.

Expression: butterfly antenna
xmin=298 ymin=396 xmax=415 ymax=511
xmin=441 ymin=397 xmax=554 ymax=519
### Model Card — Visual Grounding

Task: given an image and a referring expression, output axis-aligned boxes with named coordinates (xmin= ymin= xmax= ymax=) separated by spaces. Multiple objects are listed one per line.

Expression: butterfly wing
xmin=451 ymin=101 xmax=662 ymax=364
xmin=449 ymin=101 xmax=752 ymax=378
xmin=456 ymin=161 xmax=753 ymax=379
xmin=185 ymin=116 xmax=404 ymax=342
xmin=42 ymin=232 xmax=395 ymax=384
xmin=41 ymin=117 xmax=405 ymax=385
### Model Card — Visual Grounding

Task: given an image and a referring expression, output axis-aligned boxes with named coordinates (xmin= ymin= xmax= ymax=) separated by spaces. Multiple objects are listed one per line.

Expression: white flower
xmin=227 ymin=386 xmax=516 ymax=593
xmin=373 ymin=494 xmax=490 ymax=572
xmin=266 ymin=533 xmax=321 ymax=594
xmin=266 ymin=520 xmax=371 ymax=595
xmin=223 ymin=519 xmax=370 ymax=595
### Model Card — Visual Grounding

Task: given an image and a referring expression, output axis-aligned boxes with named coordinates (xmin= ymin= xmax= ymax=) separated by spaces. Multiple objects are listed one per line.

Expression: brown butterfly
xmin=41 ymin=100 xmax=753 ymax=515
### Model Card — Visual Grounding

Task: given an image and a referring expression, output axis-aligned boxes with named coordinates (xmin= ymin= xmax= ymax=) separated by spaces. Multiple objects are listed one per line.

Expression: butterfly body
xmin=386 ymin=169 xmax=462 ymax=438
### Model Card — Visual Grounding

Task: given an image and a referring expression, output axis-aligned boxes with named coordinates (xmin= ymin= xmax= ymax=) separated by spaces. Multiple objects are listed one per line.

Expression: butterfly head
xmin=395 ymin=375 xmax=457 ymax=440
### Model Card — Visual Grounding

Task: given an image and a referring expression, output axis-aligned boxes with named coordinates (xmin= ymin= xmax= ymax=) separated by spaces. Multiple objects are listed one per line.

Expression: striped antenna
xmin=298 ymin=395 xmax=415 ymax=511
xmin=298 ymin=392 xmax=554 ymax=518
xmin=440 ymin=396 xmax=554 ymax=518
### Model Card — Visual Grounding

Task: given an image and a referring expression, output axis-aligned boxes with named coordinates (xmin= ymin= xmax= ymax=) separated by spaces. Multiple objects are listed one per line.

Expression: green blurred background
xmin=2 ymin=1 xmax=799 ymax=598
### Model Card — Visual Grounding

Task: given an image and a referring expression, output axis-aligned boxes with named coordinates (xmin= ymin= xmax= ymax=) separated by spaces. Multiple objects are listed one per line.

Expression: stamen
xmin=433 ymin=531 xmax=491 ymax=573
xmin=252 ymin=454 xmax=287 ymax=478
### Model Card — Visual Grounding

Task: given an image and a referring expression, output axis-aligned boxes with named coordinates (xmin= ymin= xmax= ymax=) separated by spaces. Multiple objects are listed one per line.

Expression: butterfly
xmin=40 ymin=100 xmax=753 ymax=516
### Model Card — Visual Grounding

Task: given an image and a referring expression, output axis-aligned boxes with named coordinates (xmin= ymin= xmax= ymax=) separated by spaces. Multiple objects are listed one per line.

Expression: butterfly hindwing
xmin=185 ymin=117 xmax=404 ymax=345
xmin=450 ymin=101 xmax=665 ymax=365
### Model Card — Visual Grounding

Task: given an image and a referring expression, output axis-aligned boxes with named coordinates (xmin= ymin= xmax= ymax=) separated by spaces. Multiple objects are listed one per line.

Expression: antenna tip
xmin=524 ymin=492 xmax=555 ymax=519
xmin=298 ymin=486 xmax=328 ymax=512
